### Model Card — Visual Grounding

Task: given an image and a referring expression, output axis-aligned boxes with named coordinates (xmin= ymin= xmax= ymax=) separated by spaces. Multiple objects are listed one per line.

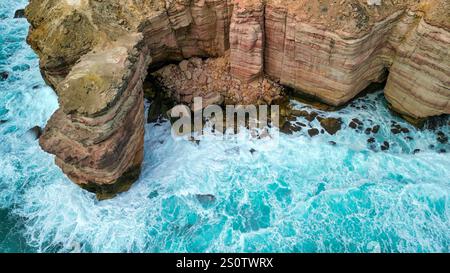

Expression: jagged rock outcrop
xmin=26 ymin=0 xmax=449 ymax=197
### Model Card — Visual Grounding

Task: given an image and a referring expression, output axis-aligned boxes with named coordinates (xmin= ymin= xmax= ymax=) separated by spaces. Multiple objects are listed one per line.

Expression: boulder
xmin=308 ymin=128 xmax=320 ymax=137
xmin=320 ymin=118 xmax=342 ymax=135
xmin=14 ymin=9 xmax=25 ymax=19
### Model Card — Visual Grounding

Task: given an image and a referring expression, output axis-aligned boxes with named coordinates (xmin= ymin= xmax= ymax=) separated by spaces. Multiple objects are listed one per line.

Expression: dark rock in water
xmin=429 ymin=144 xmax=435 ymax=149
xmin=291 ymin=109 xmax=317 ymax=122
xmin=381 ymin=141 xmax=390 ymax=151
xmin=14 ymin=9 xmax=25 ymax=18
xmin=404 ymin=136 xmax=414 ymax=141
xmin=28 ymin=126 xmax=43 ymax=139
xmin=438 ymin=149 xmax=446 ymax=154
xmin=316 ymin=116 xmax=324 ymax=122
xmin=349 ymin=121 xmax=358 ymax=129
xmin=328 ymin=141 xmax=337 ymax=146
xmin=308 ymin=128 xmax=320 ymax=137
xmin=296 ymin=122 xmax=306 ymax=127
xmin=320 ymin=129 xmax=325 ymax=134
xmin=368 ymin=144 xmax=377 ymax=151
xmin=320 ymin=118 xmax=342 ymax=135
xmin=306 ymin=111 xmax=318 ymax=122
xmin=425 ymin=115 xmax=449 ymax=130
xmin=401 ymin=127 xmax=410 ymax=133
xmin=280 ymin=122 xmax=301 ymax=135
xmin=364 ymin=128 xmax=372 ymax=135
xmin=0 ymin=71 xmax=8 ymax=81
xmin=437 ymin=132 xmax=448 ymax=144
xmin=249 ymin=148 xmax=256 ymax=154
xmin=290 ymin=109 xmax=307 ymax=117
xmin=391 ymin=128 xmax=401 ymax=134
xmin=0 ymin=120 xmax=7 ymax=125
xmin=349 ymin=118 xmax=363 ymax=130
xmin=148 ymin=190 xmax=158 ymax=199
xmin=292 ymin=110 xmax=318 ymax=122
xmin=195 ymin=194 xmax=216 ymax=207
xmin=280 ymin=122 xmax=293 ymax=135
xmin=352 ymin=118 xmax=363 ymax=126
xmin=372 ymin=125 xmax=380 ymax=134
xmin=367 ymin=137 xmax=375 ymax=144
xmin=413 ymin=149 xmax=421 ymax=154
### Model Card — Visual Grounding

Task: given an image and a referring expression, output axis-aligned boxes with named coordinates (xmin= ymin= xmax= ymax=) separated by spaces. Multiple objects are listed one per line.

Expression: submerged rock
xmin=195 ymin=194 xmax=216 ymax=207
xmin=308 ymin=128 xmax=320 ymax=137
xmin=372 ymin=125 xmax=380 ymax=134
xmin=437 ymin=131 xmax=448 ymax=144
xmin=391 ymin=128 xmax=401 ymax=134
xmin=381 ymin=141 xmax=390 ymax=151
xmin=280 ymin=122 xmax=301 ymax=135
xmin=349 ymin=121 xmax=358 ymax=129
xmin=425 ymin=115 xmax=449 ymax=130
xmin=0 ymin=71 xmax=8 ymax=81
xmin=349 ymin=118 xmax=363 ymax=129
xmin=292 ymin=110 xmax=318 ymax=122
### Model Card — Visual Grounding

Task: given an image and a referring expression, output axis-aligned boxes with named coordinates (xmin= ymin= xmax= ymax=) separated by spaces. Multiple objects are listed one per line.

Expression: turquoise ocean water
xmin=0 ymin=1 xmax=449 ymax=253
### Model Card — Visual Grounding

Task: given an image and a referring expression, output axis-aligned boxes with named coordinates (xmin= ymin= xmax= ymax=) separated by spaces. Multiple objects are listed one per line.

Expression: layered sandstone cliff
xmin=26 ymin=0 xmax=450 ymax=197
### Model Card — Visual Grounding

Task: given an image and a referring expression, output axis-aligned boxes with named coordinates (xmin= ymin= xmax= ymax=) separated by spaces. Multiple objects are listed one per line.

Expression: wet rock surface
xmin=0 ymin=71 xmax=8 ymax=81
xmin=308 ymin=128 xmax=320 ymax=137
xmin=14 ymin=9 xmax=25 ymax=18
xmin=320 ymin=118 xmax=342 ymax=135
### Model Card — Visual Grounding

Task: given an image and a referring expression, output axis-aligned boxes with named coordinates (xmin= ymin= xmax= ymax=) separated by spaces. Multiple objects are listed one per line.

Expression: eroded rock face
xmin=265 ymin=0 xmax=449 ymax=118
xmin=230 ymin=0 xmax=265 ymax=82
xmin=26 ymin=0 xmax=450 ymax=197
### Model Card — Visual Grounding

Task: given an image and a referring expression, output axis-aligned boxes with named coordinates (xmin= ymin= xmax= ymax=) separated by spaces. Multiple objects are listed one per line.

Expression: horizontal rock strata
xmin=26 ymin=0 xmax=450 ymax=197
